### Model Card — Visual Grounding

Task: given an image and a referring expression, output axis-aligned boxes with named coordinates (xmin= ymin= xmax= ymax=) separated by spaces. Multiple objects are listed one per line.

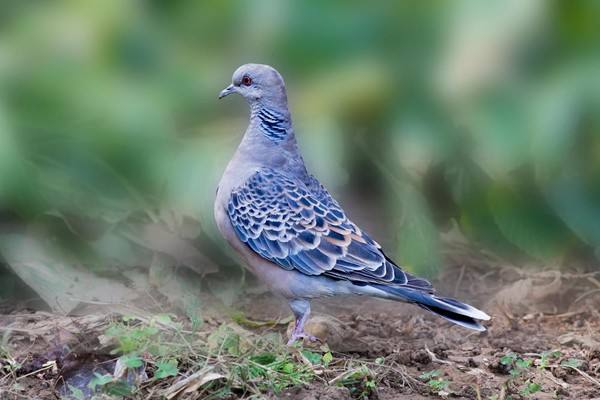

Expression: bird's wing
xmin=227 ymin=168 xmax=432 ymax=291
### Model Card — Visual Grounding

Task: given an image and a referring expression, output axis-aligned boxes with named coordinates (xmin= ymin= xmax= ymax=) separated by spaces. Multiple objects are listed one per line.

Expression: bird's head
xmin=218 ymin=64 xmax=288 ymax=109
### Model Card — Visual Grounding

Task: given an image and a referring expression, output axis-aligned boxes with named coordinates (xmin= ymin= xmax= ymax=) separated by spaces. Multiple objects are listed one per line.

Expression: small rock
xmin=395 ymin=350 xmax=413 ymax=365
xmin=411 ymin=349 xmax=432 ymax=365
xmin=286 ymin=315 xmax=349 ymax=347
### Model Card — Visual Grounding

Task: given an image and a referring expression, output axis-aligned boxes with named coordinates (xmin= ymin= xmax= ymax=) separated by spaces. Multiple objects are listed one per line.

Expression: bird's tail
xmin=371 ymin=285 xmax=491 ymax=331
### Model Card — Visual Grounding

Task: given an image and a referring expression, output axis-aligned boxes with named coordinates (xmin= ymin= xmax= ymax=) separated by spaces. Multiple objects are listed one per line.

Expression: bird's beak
xmin=218 ymin=84 xmax=236 ymax=99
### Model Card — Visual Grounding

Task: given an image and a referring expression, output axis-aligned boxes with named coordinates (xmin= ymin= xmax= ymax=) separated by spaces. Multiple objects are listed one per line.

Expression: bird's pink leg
xmin=287 ymin=299 xmax=320 ymax=345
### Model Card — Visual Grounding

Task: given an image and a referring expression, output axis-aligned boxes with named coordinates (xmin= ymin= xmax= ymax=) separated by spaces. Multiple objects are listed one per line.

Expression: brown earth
xmin=233 ymin=260 xmax=600 ymax=399
xmin=1 ymin=263 xmax=600 ymax=399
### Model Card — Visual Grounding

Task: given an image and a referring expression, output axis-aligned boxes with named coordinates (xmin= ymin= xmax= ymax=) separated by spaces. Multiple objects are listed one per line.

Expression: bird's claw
xmin=287 ymin=333 xmax=321 ymax=346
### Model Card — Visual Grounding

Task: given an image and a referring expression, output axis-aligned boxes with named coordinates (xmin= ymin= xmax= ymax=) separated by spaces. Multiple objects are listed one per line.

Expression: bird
xmin=214 ymin=64 xmax=490 ymax=344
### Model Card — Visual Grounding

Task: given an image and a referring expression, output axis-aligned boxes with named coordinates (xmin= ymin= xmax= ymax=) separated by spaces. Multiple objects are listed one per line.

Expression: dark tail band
xmin=372 ymin=285 xmax=490 ymax=331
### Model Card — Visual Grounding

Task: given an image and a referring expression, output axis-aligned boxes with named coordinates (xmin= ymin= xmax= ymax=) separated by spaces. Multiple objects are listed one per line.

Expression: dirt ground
xmin=1 ymin=260 xmax=600 ymax=399
xmin=241 ymin=265 xmax=600 ymax=400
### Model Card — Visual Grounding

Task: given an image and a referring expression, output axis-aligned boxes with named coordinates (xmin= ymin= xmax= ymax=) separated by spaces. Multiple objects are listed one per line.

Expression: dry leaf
xmin=163 ymin=367 xmax=224 ymax=399
xmin=123 ymin=223 xmax=218 ymax=274
xmin=0 ymin=234 xmax=140 ymax=313
xmin=488 ymin=271 xmax=562 ymax=314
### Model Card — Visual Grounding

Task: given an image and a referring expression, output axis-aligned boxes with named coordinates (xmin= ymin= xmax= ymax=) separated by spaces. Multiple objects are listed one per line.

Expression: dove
xmin=215 ymin=64 xmax=490 ymax=344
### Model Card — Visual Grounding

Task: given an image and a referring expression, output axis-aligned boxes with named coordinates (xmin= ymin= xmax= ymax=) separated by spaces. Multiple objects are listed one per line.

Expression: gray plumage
xmin=215 ymin=64 xmax=490 ymax=344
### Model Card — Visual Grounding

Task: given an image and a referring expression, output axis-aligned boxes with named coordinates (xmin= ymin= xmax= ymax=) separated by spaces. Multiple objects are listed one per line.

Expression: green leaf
xmin=465 ymin=93 xmax=530 ymax=178
xmin=154 ymin=359 xmax=179 ymax=379
xmin=427 ymin=378 xmax=449 ymax=392
xmin=250 ymin=353 xmax=277 ymax=365
xmin=0 ymin=110 xmax=44 ymax=217
xmin=488 ymin=185 xmax=570 ymax=260
xmin=386 ymin=178 xmax=441 ymax=277
xmin=532 ymin=73 xmax=600 ymax=259
xmin=322 ymin=352 xmax=333 ymax=367
xmin=207 ymin=325 xmax=240 ymax=356
xmin=281 ymin=362 xmax=295 ymax=374
xmin=539 ymin=350 xmax=561 ymax=368
xmin=185 ymin=296 xmax=204 ymax=331
xmin=520 ymin=381 xmax=541 ymax=396
xmin=530 ymin=70 xmax=600 ymax=180
xmin=67 ymin=384 xmax=85 ymax=400
xmin=364 ymin=144 xmax=440 ymax=277
xmin=528 ymin=382 xmax=541 ymax=393
xmin=121 ymin=353 xmax=143 ymax=368
xmin=301 ymin=350 xmax=322 ymax=365
xmin=510 ymin=368 xmax=523 ymax=378
xmin=546 ymin=174 xmax=600 ymax=250
xmin=152 ymin=313 xmax=178 ymax=328
xmin=515 ymin=358 xmax=532 ymax=369
xmin=419 ymin=369 xmax=442 ymax=380
xmin=105 ymin=380 xmax=135 ymax=396
xmin=449 ymin=162 xmax=517 ymax=254
xmin=500 ymin=352 xmax=517 ymax=366
xmin=88 ymin=373 xmax=113 ymax=390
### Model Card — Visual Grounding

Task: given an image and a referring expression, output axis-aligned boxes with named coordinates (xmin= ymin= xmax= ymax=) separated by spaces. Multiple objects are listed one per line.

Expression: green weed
xmin=520 ymin=381 xmax=541 ymax=397
xmin=538 ymin=350 xmax=561 ymax=369
xmin=335 ymin=365 xmax=377 ymax=399
xmin=500 ymin=352 xmax=533 ymax=378
xmin=419 ymin=369 xmax=450 ymax=394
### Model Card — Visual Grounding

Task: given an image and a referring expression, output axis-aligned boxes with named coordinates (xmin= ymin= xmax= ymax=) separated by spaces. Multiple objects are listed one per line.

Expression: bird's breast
xmin=213 ymin=156 xmax=258 ymax=244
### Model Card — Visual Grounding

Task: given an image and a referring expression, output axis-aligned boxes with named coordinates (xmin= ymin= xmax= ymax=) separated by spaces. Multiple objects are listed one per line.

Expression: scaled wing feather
xmin=227 ymin=168 xmax=432 ymax=291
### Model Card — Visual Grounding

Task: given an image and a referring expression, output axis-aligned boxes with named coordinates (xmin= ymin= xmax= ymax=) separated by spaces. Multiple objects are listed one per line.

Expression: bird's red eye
xmin=242 ymin=75 xmax=252 ymax=86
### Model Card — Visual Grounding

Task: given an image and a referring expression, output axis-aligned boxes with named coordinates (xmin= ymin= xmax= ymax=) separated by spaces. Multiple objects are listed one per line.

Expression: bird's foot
xmin=286 ymin=332 xmax=321 ymax=346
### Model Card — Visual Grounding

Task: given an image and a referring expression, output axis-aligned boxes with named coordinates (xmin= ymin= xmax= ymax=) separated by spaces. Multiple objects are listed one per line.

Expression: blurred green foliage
xmin=0 ymin=0 xmax=599 ymax=306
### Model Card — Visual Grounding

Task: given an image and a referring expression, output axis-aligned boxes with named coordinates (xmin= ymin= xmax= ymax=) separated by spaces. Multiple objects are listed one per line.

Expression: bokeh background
xmin=1 ymin=0 xmax=599 ymax=313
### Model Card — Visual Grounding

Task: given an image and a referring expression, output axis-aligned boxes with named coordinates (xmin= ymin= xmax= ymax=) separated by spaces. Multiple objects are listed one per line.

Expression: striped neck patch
xmin=256 ymin=107 xmax=289 ymax=142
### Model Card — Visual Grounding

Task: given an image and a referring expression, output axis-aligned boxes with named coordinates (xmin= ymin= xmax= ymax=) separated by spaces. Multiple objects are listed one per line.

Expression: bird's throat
xmin=252 ymin=106 xmax=290 ymax=143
